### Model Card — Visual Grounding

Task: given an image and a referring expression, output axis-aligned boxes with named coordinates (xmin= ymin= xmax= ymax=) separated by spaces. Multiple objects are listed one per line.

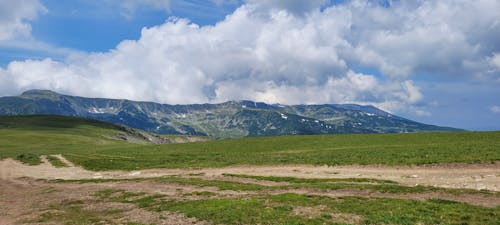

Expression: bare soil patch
xmin=0 ymin=178 xmax=210 ymax=225
xmin=2 ymin=157 xmax=498 ymax=191
xmin=200 ymin=163 xmax=500 ymax=191
xmin=1 ymin=156 xmax=499 ymax=224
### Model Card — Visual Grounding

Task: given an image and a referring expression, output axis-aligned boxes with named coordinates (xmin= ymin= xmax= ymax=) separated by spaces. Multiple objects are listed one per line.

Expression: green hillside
xmin=0 ymin=115 xmax=498 ymax=170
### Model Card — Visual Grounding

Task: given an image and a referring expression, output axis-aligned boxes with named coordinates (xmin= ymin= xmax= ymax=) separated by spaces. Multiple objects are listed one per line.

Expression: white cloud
xmin=491 ymin=106 xmax=500 ymax=114
xmin=340 ymin=0 xmax=500 ymax=79
xmin=0 ymin=0 xmax=46 ymax=42
xmin=1 ymin=0 xmax=499 ymax=117
xmin=0 ymin=0 xmax=77 ymax=59
xmin=214 ymin=71 xmax=380 ymax=105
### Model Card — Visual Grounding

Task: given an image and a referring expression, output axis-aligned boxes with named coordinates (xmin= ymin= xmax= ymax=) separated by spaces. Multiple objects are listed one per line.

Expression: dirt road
xmin=1 ymin=156 xmax=499 ymax=191
xmin=1 ymin=156 xmax=499 ymax=224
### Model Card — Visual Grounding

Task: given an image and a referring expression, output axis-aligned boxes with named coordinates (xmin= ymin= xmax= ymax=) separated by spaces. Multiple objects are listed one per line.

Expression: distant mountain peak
xmin=21 ymin=89 xmax=61 ymax=99
xmin=22 ymin=89 xmax=58 ymax=95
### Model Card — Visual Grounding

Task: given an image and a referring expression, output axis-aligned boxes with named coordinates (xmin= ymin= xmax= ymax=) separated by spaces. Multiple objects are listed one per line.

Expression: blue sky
xmin=1 ymin=0 xmax=240 ymax=63
xmin=31 ymin=0 xmax=240 ymax=52
xmin=0 ymin=0 xmax=499 ymax=130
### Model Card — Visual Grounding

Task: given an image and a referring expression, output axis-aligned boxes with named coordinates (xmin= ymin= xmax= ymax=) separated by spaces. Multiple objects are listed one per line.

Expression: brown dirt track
xmin=1 ymin=156 xmax=499 ymax=224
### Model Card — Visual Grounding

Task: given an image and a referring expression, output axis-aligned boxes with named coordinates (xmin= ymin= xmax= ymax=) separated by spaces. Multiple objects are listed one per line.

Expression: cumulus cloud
xmin=0 ymin=0 xmax=46 ymax=42
xmin=1 ymin=0 xmax=499 ymax=116
xmin=0 ymin=0 xmax=74 ymax=58
xmin=341 ymin=0 xmax=500 ymax=79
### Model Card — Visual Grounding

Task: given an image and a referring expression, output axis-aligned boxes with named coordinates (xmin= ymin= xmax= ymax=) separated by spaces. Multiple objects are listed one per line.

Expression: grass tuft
xmin=46 ymin=155 xmax=68 ymax=167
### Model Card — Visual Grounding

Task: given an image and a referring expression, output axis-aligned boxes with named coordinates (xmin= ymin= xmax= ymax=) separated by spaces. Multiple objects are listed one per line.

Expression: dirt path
xmin=201 ymin=163 xmax=500 ymax=191
xmin=1 ymin=157 xmax=499 ymax=191
xmin=1 ymin=155 xmax=499 ymax=224
xmin=53 ymin=154 xmax=75 ymax=167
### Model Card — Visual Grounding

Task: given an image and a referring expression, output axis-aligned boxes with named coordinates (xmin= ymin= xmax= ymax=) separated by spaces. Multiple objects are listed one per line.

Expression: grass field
xmin=1 ymin=115 xmax=499 ymax=225
xmin=1 ymin=115 xmax=499 ymax=170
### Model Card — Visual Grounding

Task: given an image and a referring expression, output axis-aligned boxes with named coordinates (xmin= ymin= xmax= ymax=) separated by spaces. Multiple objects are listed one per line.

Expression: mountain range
xmin=0 ymin=90 xmax=461 ymax=138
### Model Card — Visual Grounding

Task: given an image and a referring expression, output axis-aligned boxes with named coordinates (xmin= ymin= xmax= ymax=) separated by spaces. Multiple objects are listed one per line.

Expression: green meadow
xmin=1 ymin=115 xmax=499 ymax=170
xmin=2 ymin=115 xmax=499 ymax=225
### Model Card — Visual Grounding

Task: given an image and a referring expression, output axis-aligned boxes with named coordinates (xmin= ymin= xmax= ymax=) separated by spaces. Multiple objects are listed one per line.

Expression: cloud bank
xmin=1 ymin=0 xmax=500 ymax=115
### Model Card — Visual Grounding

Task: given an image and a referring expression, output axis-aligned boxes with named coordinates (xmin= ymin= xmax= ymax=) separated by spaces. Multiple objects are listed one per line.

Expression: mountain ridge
xmin=0 ymin=90 xmax=461 ymax=138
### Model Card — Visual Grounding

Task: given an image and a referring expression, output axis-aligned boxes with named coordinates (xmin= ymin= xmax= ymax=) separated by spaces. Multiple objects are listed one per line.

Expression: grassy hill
xmin=0 ymin=115 xmax=498 ymax=170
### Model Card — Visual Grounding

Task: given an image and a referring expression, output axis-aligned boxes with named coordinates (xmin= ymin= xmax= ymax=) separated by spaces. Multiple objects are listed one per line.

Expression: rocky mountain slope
xmin=0 ymin=90 xmax=461 ymax=138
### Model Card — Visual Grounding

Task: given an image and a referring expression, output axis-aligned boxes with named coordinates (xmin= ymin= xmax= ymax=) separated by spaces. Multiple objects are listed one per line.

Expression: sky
xmin=0 ymin=0 xmax=499 ymax=131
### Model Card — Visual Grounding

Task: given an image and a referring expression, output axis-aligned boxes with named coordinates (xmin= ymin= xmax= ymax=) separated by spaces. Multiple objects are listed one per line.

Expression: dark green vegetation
xmin=0 ymin=115 xmax=498 ymax=170
xmin=0 ymin=90 xmax=460 ymax=138
xmin=94 ymin=189 xmax=499 ymax=225
xmin=15 ymin=153 xmax=40 ymax=165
